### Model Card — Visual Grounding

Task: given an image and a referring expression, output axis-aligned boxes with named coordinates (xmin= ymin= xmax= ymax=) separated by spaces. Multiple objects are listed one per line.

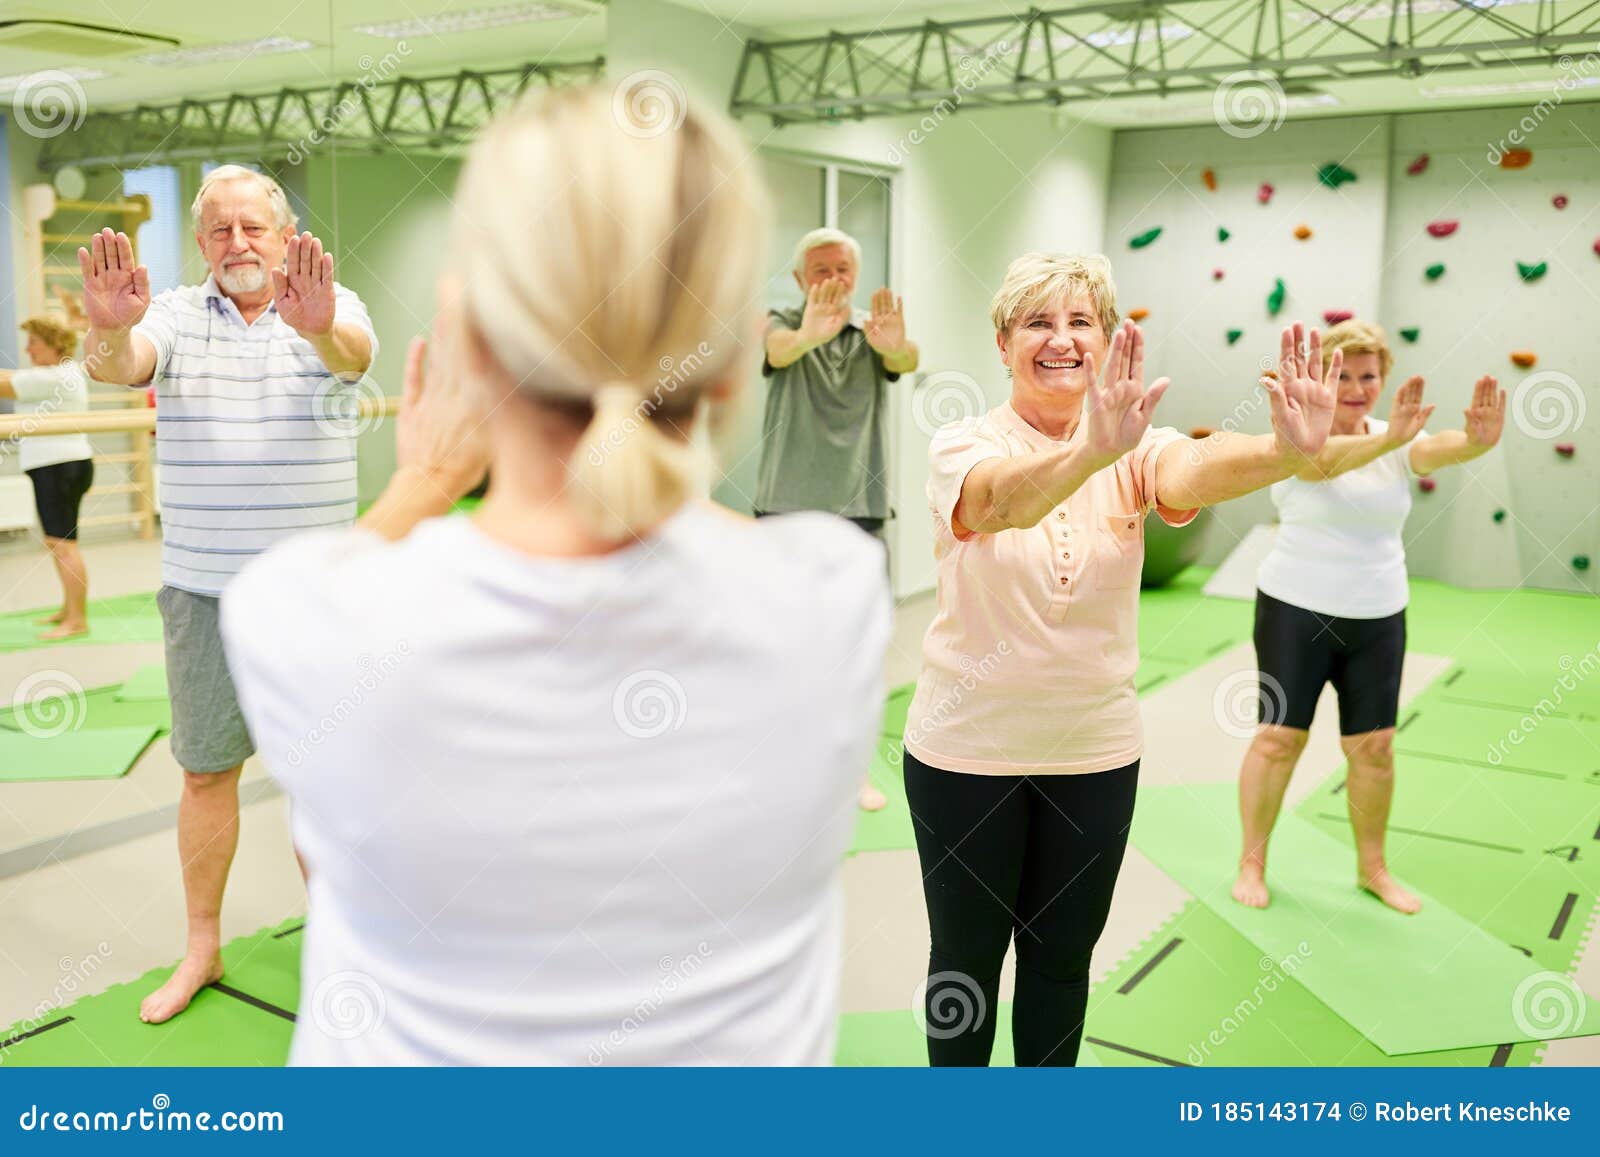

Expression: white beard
xmin=217 ymin=261 xmax=267 ymax=295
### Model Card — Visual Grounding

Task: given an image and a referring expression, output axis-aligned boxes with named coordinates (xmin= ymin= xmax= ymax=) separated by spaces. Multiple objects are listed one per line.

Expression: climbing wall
xmin=1105 ymin=102 xmax=1600 ymax=594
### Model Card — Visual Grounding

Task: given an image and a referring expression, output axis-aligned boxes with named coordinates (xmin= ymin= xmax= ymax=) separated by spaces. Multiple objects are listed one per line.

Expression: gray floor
xmin=1 ymin=531 xmax=1594 ymax=1064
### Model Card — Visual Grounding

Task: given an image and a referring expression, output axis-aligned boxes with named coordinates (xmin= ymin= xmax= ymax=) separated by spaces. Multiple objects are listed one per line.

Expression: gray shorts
xmin=157 ymin=585 xmax=255 ymax=773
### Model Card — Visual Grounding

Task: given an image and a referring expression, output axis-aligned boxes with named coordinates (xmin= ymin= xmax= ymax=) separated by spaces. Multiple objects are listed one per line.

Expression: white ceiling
xmin=3 ymin=0 xmax=1599 ymax=125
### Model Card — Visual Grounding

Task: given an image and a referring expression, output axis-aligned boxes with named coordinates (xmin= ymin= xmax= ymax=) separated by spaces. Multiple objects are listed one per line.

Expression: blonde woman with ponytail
xmin=220 ymin=87 xmax=892 ymax=1065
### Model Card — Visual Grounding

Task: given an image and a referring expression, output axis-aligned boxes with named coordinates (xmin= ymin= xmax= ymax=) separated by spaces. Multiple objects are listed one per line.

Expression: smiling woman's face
xmin=999 ymin=290 xmax=1108 ymax=409
xmin=1332 ymin=350 xmax=1384 ymax=433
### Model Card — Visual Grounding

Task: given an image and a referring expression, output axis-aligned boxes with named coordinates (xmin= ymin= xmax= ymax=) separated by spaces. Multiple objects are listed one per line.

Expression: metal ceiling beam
xmin=730 ymin=0 xmax=1600 ymax=124
xmin=38 ymin=58 xmax=605 ymax=171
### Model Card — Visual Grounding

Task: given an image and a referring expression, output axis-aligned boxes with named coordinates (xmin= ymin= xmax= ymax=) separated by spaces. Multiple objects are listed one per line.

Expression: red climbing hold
xmin=1257 ymin=182 xmax=1274 ymax=205
xmin=1556 ymin=443 xmax=1576 ymax=458
xmin=1427 ymin=220 xmax=1459 ymax=238
xmin=1322 ymin=310 xmax=1353 ymax=325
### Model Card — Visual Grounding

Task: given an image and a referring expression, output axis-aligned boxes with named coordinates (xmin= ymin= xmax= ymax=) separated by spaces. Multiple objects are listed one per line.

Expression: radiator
xmin=0 ymin=475 xmax=35 ymax=533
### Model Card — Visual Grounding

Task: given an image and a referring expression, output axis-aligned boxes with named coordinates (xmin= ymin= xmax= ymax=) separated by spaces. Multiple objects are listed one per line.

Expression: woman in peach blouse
xmin=903 ymin=253 xmax=1346 ymax=1066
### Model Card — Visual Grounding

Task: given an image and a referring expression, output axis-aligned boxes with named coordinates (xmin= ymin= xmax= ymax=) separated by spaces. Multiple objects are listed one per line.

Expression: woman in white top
xmin=218 ymin=88 xmax=891 ymax=1064
xmin=1233 ymin=320 xmax=1506 ymax=913
xmin=0 ymin=315 xmax=95 ymax=639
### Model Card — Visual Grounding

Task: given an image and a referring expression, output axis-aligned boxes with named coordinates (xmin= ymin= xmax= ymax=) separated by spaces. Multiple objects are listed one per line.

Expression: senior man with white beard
xmin=79 ymin=164 xmax=376 ymax=1024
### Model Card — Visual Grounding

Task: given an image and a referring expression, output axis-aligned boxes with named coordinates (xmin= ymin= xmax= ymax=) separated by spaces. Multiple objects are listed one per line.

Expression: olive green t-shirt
xmin=755 ymin=306 xmax=898 ymax=519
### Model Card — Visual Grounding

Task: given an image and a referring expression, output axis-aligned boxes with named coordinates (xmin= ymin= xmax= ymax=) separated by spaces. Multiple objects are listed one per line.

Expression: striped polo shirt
xmin=134 ymin=275 xmax=378 ymax=597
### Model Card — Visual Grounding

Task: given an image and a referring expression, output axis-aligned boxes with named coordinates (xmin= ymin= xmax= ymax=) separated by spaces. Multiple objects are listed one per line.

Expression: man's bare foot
xmin=38 ymin=621 xmax=88 ymax=641
xmin=1360 ymin=867 xmax=1421 ymax=914
xmin=33 ymin=609 xmax=65 ymax=625
xmin=139 ymin=951 xmax=224 ymax=1024
xmin=858 ymin=782 xmax=888 ymax=812
xmin=1232 ymin=862 xmax=1270 ymax=908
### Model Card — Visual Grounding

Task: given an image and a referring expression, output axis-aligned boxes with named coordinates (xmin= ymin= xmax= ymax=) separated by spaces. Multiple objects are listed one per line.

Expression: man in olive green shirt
xmin=756 ymin=228 xmax=919 ymax=538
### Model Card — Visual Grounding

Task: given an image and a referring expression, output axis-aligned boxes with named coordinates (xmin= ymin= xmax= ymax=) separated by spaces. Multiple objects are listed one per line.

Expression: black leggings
xmin=903 ymin=749 xmax=1139 ymax=1066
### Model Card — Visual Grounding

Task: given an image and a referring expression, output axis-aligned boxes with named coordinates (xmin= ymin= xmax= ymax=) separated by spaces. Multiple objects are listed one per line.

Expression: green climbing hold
xmin=1266 ymin=278 xmax=1286 ymax=317
xmin=1226 ymin=329 xmax=1244 ymax=345
xmin=1425 ymin=263 xmax=1445 ymax=281
xmin=1517 ymin=260 xmax=1548 ymax=282
xmin=1399 ymin=327 xmax=1420 ymax=343
xmin=1574 ymin=555 xmax=1591 ymax=572
xmin=1492 ymin=509 xmax=1506 ymax=523
xmin=1130 ymin=227 xmax=1163 ymax=249
xmin=1318 ymin=162 xmax=1357 ymax=188
xmin=1217 ymin=227 xmax=1231 ymax=242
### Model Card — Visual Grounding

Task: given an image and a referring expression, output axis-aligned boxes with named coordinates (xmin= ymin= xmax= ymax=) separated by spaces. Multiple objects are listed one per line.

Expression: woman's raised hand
xmin=1265 ymin=322 xmax=1338 ymax=461
xmin=1385 ymin=375 xmax=1434 ymax=446
xmin=1083 ymin=319 xmax=1169 ymax=465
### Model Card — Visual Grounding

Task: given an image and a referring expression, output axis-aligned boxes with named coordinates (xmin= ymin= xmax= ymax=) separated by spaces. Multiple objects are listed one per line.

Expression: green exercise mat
xmin=1396 ymin=696 xmax=1600 ymax=782
xmin=879 ymin=682 xmax=914 ymax=738
xmin=1433 ymin=664 xmax=1600 ymax=723
xmin=836 ymin=1002 xmax=1101 ymax=1066
xmin=850 ymin=733 xmax=915 ymax=855
xmin=0 ymin=592 xmax=163 ymax=654
xmin=1137 ymin=569 xmax=1252 ymax=666
xmin=0 ymin=725 xmax=158 ymax=782
xmin=1086 ymin=901 xmax=1538 ymax=1067
xmin=1 ymin=919 xmax=302 ymax=1067
xmin=1297 ymin=753 xmax=1600 ymax=974
xmin=1131 ymin=782 xmax=1600 ymax=1055
xmin=0 ymin=686 xmax=170 ymax=736
xmin=115 ymin=664 xmax=169 ymax=702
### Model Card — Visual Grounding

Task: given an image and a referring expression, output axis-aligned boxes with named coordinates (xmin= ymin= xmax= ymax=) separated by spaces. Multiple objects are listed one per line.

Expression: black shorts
xmin=1253 ymin=589 xmax=1406 ymax=735
xmin=27 ymin=458 xmax=94 ymax=541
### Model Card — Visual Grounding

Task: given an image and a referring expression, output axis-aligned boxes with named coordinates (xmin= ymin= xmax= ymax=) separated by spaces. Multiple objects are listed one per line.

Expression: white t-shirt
xmin=10 ymin=360 xmax=93 ymax=472
xmin=220 ymin=505 xmax=890 ymax=1066
xmin=1255 ymin=417 xmax=1420 ymax=618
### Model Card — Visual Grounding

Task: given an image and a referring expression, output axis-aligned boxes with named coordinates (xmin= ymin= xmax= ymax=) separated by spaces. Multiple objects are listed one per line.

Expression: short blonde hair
xmin=191 ymin=164 xmax=297 ymax=233
xmin=990 ymin=253 xmax=1119 ymax=340
xmin=1321 ymin=319 xmax=1392 ymax=378
xmin=452 ymin=85 xmax=768 ymax=542
xmin=792 ymin=228 xmax=860 ymax=276
xmin=20 ymin=315 xmax=77 ymax=360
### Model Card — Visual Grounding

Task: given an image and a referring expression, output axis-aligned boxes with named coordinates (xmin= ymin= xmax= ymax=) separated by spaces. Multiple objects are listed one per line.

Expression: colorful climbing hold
xmin=1594 ymin=238 xmax=1600 ymax=257
xmin=1399 ymin=327 xmax=1420 ymax=343
xmin=1128 ymin=307 xmax=1150 ymax=321
xmin=1427 ymin=220 xmax=1459 ymax=238
xmin=1574 ymin=555 xmax=1591 ymax=572
xmin=1203 ymin=168 xmax=1217 ymax=191
xmin=1492 ymin=509 xmax=1506 ymax=523
xmin=1554 ymin=194 xmax=1569 ymax=209
xmin=1212 ymin=268 xmax=1225 ymax=281
xmin=1293 ymin=224 xmax=1313 ymax=240
xmin=1499 ymin=148 xmax=1533 ymax=169
xmin=1267 ymin=278 xmax=1286 ymax=317
xmin=1425 ymin=263 xmax=1446 ymax=281
xmin=1226 ymin=329 xmax=1244 ymax=346
xmin=1517 ymin=261 xmax=1548 ymax=282
xmin=1218 ymin=227 xmax=1231 ymax=242
xmin=1511 ymin=350 xmax=1537 ymax=368
xmin=1323 ymin=310 xmax=1353 ymax=326
xmin=1129 ymin=227 xmax=1162 ymax=249
xmin=1418 ymin=477 xmax=1437 ymax=493
xmin=1407 ymin=154 xmax=1430 ymax=176
xmin=1257 ymin=182 xmax=1274 ymax=205
xmin=1556 ymin=443 xmax=1575 ymax=458
xmin=1318 ymin=162 xmax=1357 ymax=188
